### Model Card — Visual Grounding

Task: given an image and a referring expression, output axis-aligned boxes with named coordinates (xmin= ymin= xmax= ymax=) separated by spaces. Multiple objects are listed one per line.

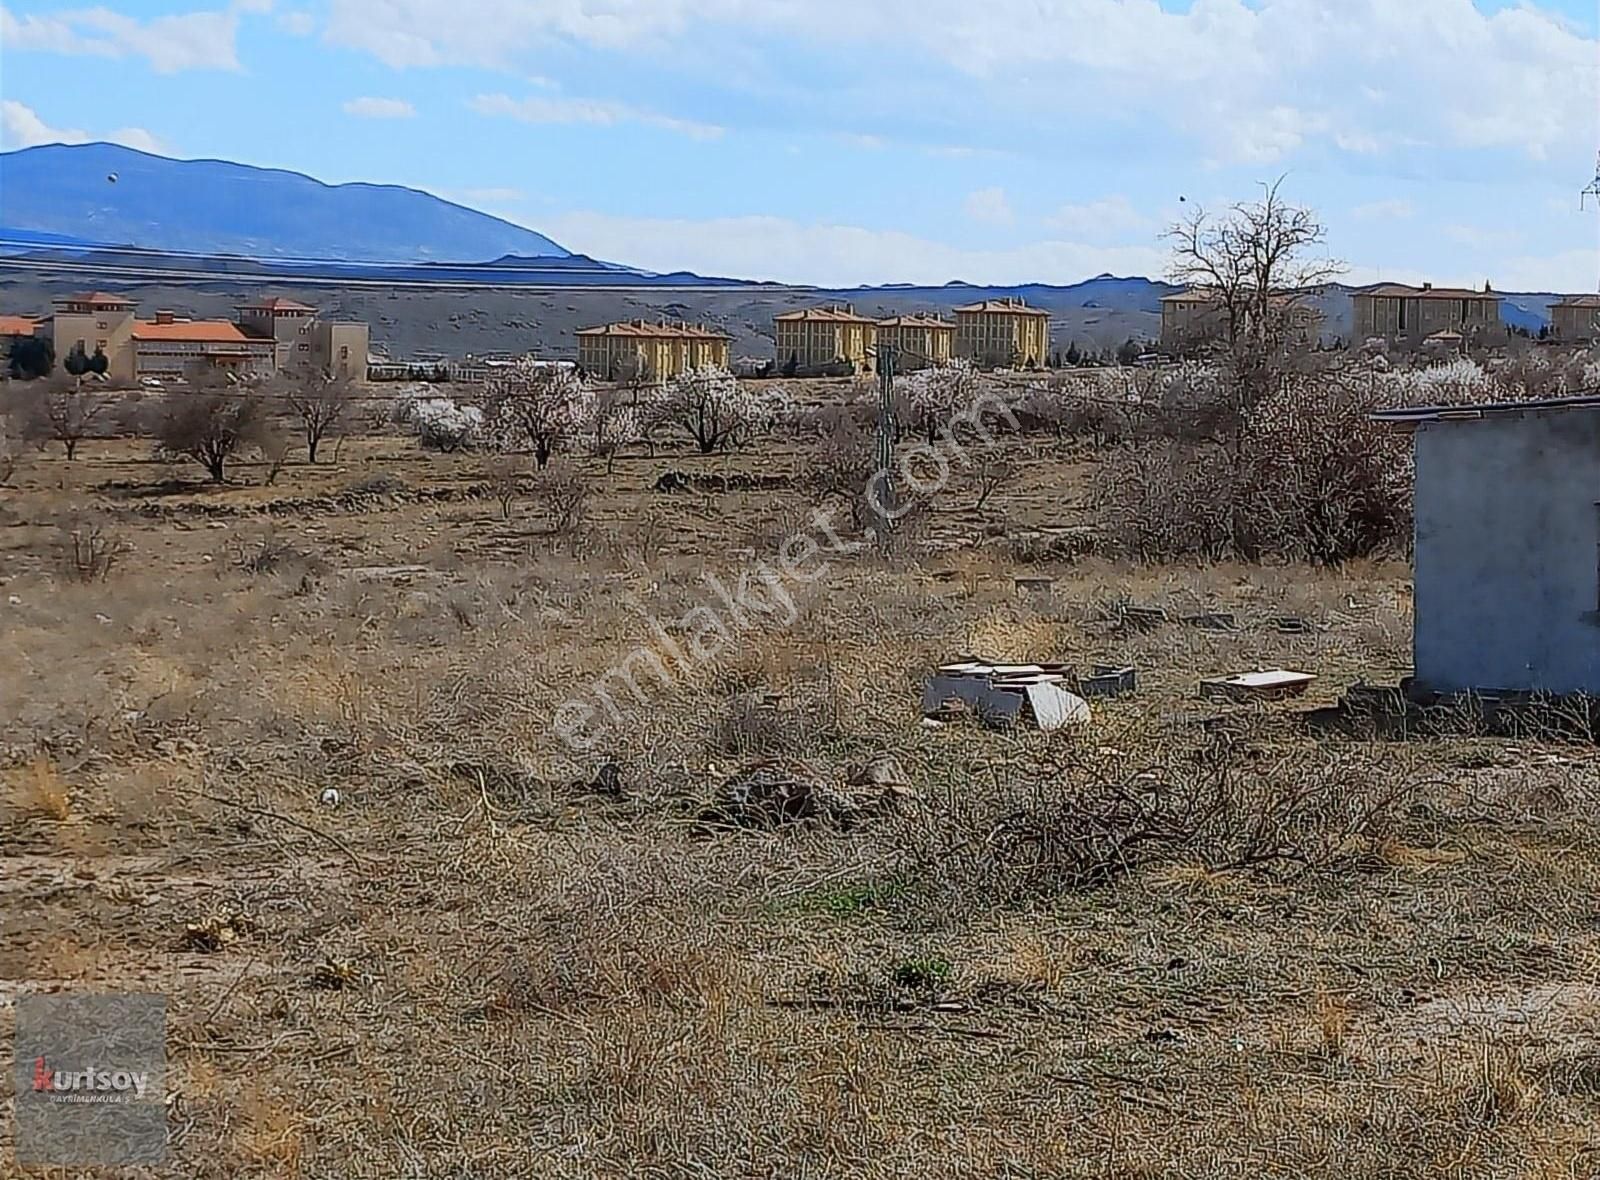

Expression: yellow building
xmin=773 ymin=305 xmax=878 ymax=375
xmin=953 ymin=297 xmax=1050 ymax=368
xmin=875 ymin=314 xmax=955 ymax=371
xmin=576 ymin=320 xmax=730 ymax=381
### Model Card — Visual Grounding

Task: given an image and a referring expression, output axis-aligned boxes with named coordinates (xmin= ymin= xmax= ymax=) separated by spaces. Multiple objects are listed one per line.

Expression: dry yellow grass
xmin=0 ymin=431 xmax=1595 ymax=1176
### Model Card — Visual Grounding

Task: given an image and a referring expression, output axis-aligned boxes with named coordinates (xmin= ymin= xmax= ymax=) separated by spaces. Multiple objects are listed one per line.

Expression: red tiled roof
xmin=237 ymin=297 xmax=315 ymax=312
xmin=774 ymin=305 xmax=877 ymax=324
xmin=576 ymin=320 xmax=729 ymax=340
xmin=1361 ymin=283 xmax=1498 ymax=300
xmin=0 ymin=315 xmax=38 ymax=336
xmin=953 ymin=298 xmax=1048 ymax=316
xmin=877 ymin=314 xmax=955 ymax=329
xmin=55 ymin=291 xmax=135 ymax=307
xmin=132 ymin=319 xmax=271 ymax=344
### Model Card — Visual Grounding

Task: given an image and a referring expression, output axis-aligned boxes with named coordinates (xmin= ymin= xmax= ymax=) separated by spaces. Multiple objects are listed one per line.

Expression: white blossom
xmin=649 ymin=366 xmax=781 ymax=453
xmin=405 ymin=397 xmax=483 ymax=451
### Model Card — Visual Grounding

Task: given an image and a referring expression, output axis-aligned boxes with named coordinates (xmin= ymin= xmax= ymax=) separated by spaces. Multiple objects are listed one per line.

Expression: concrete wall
xmin=1413 ymin=408 xmax=1600 ymax=694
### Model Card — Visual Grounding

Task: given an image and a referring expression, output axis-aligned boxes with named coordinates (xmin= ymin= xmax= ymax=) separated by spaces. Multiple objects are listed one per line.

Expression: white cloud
xmin=1494 ymin=249 xmax=1600 ymax=293
xmin=963 ymin=186 xmax=1013 ymax=225
xmin=1046 ymin=195 xmax=1152 ymax=241
xmin=1350 ymin=199 xmax=1415 ymax=222
xmin=541 ymin=210 xmax=1167 ymax=287
xmin=343 ymin=96 xmax=416 ymax=119
xmin=278 ymin=10 xmax=315 ymax=35
xmin=324 ymin=0 xmax=1597 ymax=167
xmin=469 ymin=93 xmax=722 ymax=140
xmin=0 ymin=99 xmax=165 ymax=154
xmin=1443 ymin=223 xmax=1524 ymax=249
xmin=0 ymin=2 xmax=263 ymax=72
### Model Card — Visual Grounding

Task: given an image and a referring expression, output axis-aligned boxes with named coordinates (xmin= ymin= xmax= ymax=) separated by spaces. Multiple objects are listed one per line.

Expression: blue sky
xmin=3 ymin=0 xmax=1600 ymax=289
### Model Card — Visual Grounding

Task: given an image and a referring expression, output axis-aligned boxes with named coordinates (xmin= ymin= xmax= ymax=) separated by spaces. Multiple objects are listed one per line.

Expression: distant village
xmin=6 ymin=281 xmax=1600 ymax=388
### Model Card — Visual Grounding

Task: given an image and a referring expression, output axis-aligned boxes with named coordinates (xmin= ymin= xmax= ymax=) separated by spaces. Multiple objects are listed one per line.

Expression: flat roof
xmin=1371 ymin=393 xmax=1600 ymax=426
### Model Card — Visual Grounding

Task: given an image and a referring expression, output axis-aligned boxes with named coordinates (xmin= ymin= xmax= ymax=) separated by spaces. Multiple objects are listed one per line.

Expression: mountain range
xmin=0 ymin=144 xmax=1563 ymax=354
xmin=0 ymin=143 xmax=569 ymax=262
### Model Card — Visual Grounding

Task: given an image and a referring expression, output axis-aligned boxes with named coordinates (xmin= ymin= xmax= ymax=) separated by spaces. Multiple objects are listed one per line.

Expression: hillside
xmin=0 ymin=143 xmax=570 ymax=263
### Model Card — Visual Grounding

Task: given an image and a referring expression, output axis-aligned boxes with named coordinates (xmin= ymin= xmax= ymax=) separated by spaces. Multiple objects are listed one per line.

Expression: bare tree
xmin=279 ymin=367 xmax=353 ymax=463
xmin=23 ymin=375 xmax=115 ymax=461
xmin=485 ymin=453 xmax=526 ymax=520
xmin=1165 ymin=178 xmax=1342 ymax=413
xmin=1164 ymin=180 xmax=1343 ymax=551
xmin=972 ymin=454 xmax=1013 ymax=512
xmin=0 ymin=414 xmax=20 ymax=486
xmin=150 ymin=377 xmax=268 ymax=483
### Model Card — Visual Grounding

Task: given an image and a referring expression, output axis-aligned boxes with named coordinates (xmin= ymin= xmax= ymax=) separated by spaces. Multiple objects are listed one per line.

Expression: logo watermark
xmin=13 ymin=993 xmax=167 ymax=1165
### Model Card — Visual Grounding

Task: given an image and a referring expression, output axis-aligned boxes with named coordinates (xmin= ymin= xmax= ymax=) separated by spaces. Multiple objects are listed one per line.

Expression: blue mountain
xmin=0 ymin=142 xmax=569 ymax=263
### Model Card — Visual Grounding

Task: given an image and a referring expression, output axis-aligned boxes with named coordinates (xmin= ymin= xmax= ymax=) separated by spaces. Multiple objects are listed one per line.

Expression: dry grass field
xmin=3 ymin=420 xmax=1600 ymax=1178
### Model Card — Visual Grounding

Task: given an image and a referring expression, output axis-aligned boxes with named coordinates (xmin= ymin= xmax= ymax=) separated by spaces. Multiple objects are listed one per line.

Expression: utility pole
xmin=873 ymin=343 xmax=898 ymax=553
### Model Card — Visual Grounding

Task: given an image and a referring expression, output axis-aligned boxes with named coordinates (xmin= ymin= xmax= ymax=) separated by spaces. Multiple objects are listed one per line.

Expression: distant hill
xmin=0 ymin=143 xmax=570 ymax=263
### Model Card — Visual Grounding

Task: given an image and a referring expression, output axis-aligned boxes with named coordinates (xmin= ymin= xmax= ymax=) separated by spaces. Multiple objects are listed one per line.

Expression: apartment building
xmin=237 ymin=297 xmax=370 ymax=382
xmin=773 ymin=305 xmax=878 ymax=374
xmin=875 ymin=314 xmax=955 ymax=371
xmin=1550 ymin=295 xmax=1600 ymax=344
xmin=1160 ymin=288 xmax=1321 ymax=351
xmin=49 ymin=292 xmax=368 ymax=383
xmin=1353 ymin=282 xmax=1502 ymax=346
xmin=576 ymin=320 xmax=730 ymax=381
xmin=953 ymin=297 xmax=1050 ymax=368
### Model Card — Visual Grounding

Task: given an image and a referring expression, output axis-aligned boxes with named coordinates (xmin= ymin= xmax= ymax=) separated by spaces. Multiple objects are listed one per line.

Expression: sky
xmin=2 ymin=0 xmax=1600 ymax=290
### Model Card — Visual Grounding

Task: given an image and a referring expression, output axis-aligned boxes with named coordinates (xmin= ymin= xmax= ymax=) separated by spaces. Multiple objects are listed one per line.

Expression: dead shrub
xmin=709 ymin=692 xmax=844 ymax=759
xmin=232 ymin=529 xmax=327 ymax=579
xmin=485 ymin=453 xmax=526 ymax=520
xmin=58 ymin=513 xmax=128 ymax=582
xmin=808 ymin=407 xmax=879 ymax=531
xmin=529 ymin=464 xmax=589 ymax=534
xmin=893 ymin=743 xmax=1411 ymax=905
xmin=8 ymin=753 xmax=72 ymax=821
xmin=1091 ymin=377 xmax=1413 ymax=563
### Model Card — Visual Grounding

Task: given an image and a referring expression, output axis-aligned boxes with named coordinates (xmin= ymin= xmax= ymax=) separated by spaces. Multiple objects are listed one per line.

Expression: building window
xmin=339 ymin=346 xmax=349 ymax=359
xmin=297 ymin=343 xmax=310 ymax=352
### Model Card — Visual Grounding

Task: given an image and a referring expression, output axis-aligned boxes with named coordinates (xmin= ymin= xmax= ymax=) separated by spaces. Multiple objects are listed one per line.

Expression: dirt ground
xmin=3 ymin=426 xmax=1599 ymax=1179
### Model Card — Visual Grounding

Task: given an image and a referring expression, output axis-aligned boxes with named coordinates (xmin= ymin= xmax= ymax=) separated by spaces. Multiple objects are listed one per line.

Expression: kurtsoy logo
xmin=32 ymin=1056 xmax=151 ymax=1102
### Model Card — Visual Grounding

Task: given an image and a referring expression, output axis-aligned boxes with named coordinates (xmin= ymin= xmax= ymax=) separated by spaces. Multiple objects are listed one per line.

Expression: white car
xmin=139 ymin=377 xmax=164 ymax=390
